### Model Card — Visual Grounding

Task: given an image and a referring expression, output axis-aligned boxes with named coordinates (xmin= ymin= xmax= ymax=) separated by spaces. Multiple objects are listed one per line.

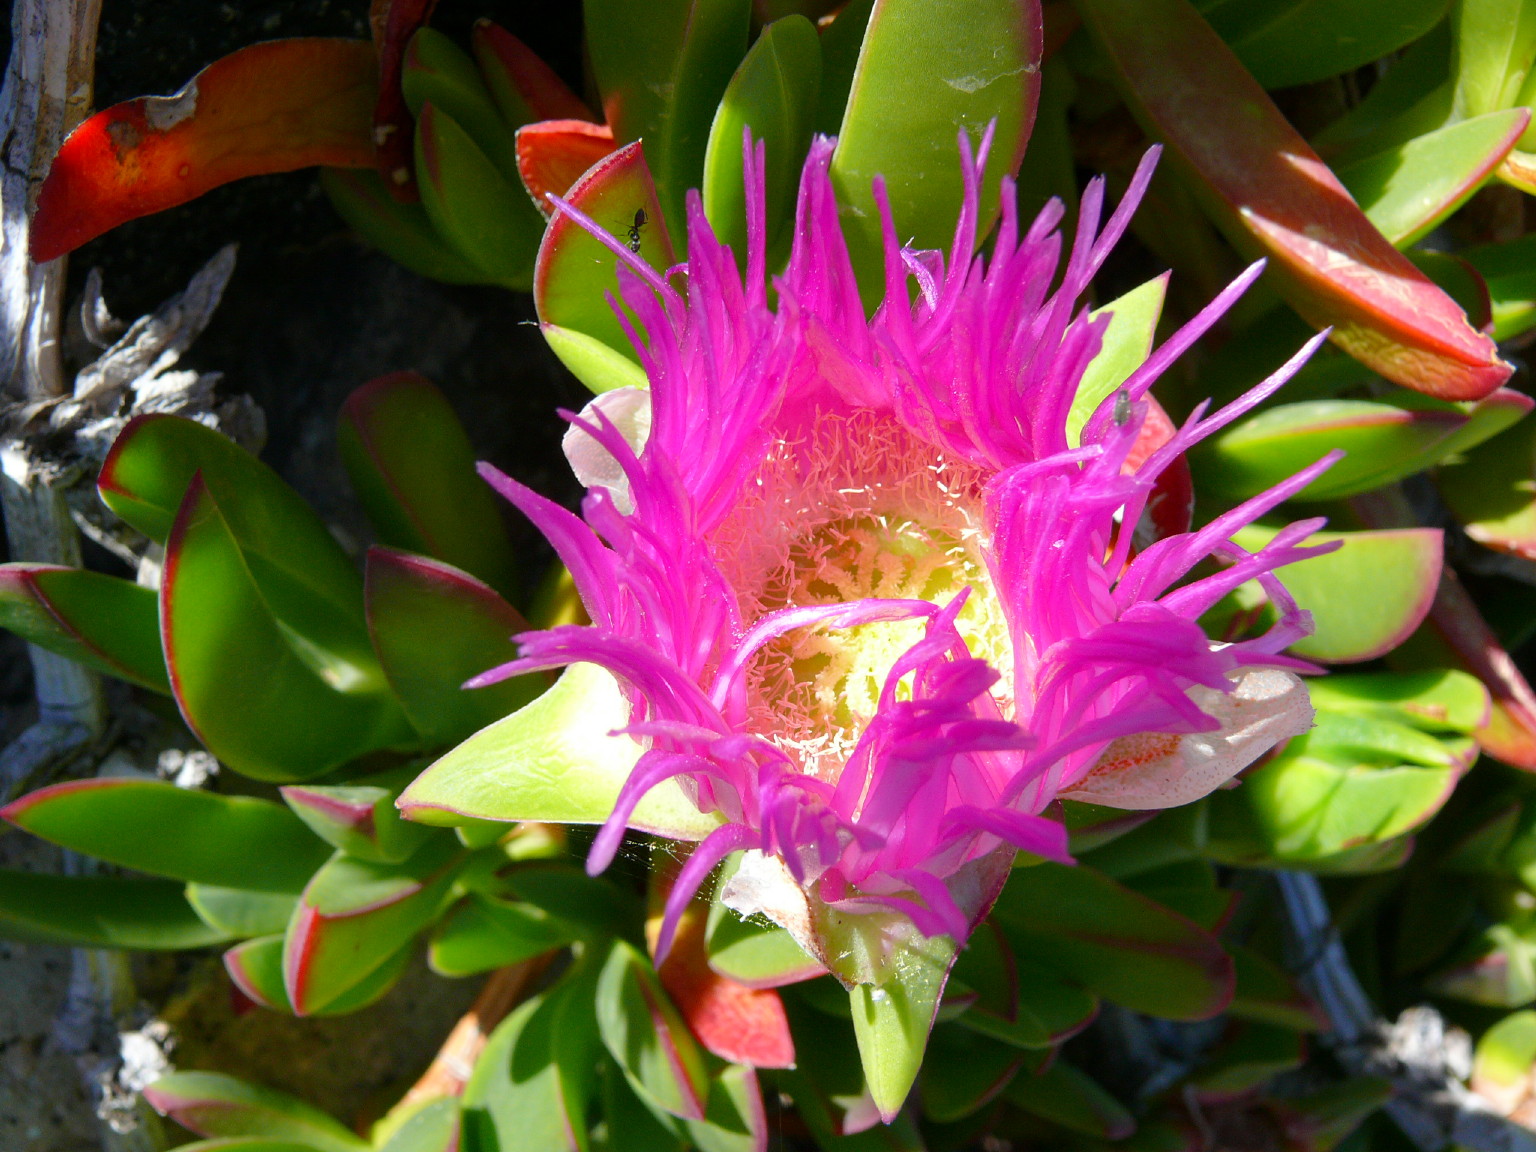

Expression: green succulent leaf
xmin=1227 ymin=525 xmax=1442 ymax=663
xmin=402 ymin=28 xmax=519 ymax=184
xmin=428 ymin=892 xmax=575 ymax=977
xmin=918 ymin=1024 xmax=1026 ymax=1122
xmin=162 ymin=476 xmax=414 ymax=782
xmin=830 ymin=0 xmax=1041 ymax=300
xmin=1067 ymin=274 xmax=1168 ymax=448
xmin=847 ymin=931 xmax=955 ymax=1122
xmin=283 ymin=839 xmax=463 ymax=1015
xmin=321 ymin=167 xmax=490 ymax=285
xmin=1002 ymin=1058 xmax=1135 ymax=1139
xmin=141 ymin=1071 xmax=367 ymax=1152
xmin=224 ymin=933 xmax=412 ymax=1016
xmin=533 ymin=142 xmax=677 ymax=392
xmin=0 ymin=868 xmax=230 ymax=949
xmin=991 ymin=861 xmax=1233 ymax=1020
xmin=703 ymin=14 xmax=822 ymax=263
xmin=1197 ymin=0 xmax=1449 ymax=90
xmin=338 ymin=372 xmax=519 ymax=596
xmin=398 ymin=661 xmax=720 ymax=840
xmin=416 ymin=102 xmax=543 ymax=290
xmin=279 ymin=765 xmax=433 ymax=865
xmin=1338 ymin=109 xmax=1528 ymax=246
xmin=597 ymin=939 xmax=710 ymax=1121
xmin=99 ymin=415 xmax=375 ymax=673
xmin=0 ymin=564 xmax=168 ymax=693
xmin=378 ymin=1097 xmax=461 ymax=1152
xmin=1193 ymin=388 xmax=1532 ymax=502
xmin=585 ymin=0 xmax=751 ymax=239
xmin=365 ymin=548 xmax=541 ymax=747
xmin=1 ymin=778 xmax=328 ymax=891
xmin=185 ymin=884 xmax=300 ymax=938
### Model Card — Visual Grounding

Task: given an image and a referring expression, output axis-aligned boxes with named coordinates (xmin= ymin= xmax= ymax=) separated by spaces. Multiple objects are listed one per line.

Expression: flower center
xmin=713 ymin=410 xmax=1013 ymax=782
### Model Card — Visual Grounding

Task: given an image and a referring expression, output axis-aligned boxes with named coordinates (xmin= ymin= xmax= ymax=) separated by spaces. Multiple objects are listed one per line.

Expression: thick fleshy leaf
xmin=533 ymin=142 xmax=677 ymax=391
xmin=1386 ymin=563 xmax=1536 ymax=770
xmin=1438 ymin=414 xmax=1536 ymax=560
xmin=464 ymin=960 xmax=603 ymax=1152
xmin=585 ymin=0 xmax=751 ymax=239
xmin=1203 ymin=714 xmax=1461 ymax=866
xmin=1229 ymin=526 xmax=1441 ymax=663
xmin=829 ymin=0 xmax=1041 ymax=295
xmin=682 ymin=1064 xmax=768 ymax=1152
xmin=416 ymin=102 xmax=543 ymax=289
xmin=1005 ymin=1059 xmax=1135 ymax=1139
xmin=427 ymin=892 xmax=574 ymax=976
xmin=339 ymin=372 xmax=518 ymax=595
xmin=399 ymin=661 xmax=720 ymax=840
xmin=1075 ymin=0 xmax=1511 ymax=400
xmin=471 ymin=20 xmax=594 ymax=127
xmin=166 ymin=1142 xmax=319 ymax=1152
xmin=1228 ymin=945 xmax=1327 ymax=1031
xmin=1198 ymin=0 xmax=1448 ymax=90
xmin=365 ymin=549 xmax=539 ymax=746
xmin=162 ymin=477 xmax=412 ymax=782
xmin=1067 ymin=275 xmax=1168 ymax=448
xmin=321 ymin=166 xmax=489 ymax=284
xmin=705 ymin=866 xmax=825 ymax=989
xmin=1338 ymin=109 xmax=1529 ymax=246
xmin=948 ymin=918 xmax=1100 ymax=1052
xmin=598 ymin=939 xmax=711 ymax=1121
xmin=1306 ymin=668 xmax=1489 ymax=734
xmin=370 ymin=0 xmax=438 ymax=197
xmin=1432 ymin=923 xmax=1536 ymax=1008
xmin=702 ymin=14 xmax=822 ymax=262
xmin=185 ymin=885 xmax=299 ymax=938
xmin=1189 ymin=1021 xmax=1306 ymax=1096
xmin=31 ymin=39 xmax=376 ymax=261
xmin=1454 ymin=0 xmax=1536 ymax=125
xmin=1 ymin=778 xmax=327 ymax=891
xmin=0 ymin=564 xmax=168 ymax=693
xmin=379 ymin=1098 xmax=460 ymax=1152
xmin=657 ymin=901 xmax=796 ymax=1069
xmin=224 ymin=933 xmax=411 ymax=1015
xmin=402 ymin=28 xmax=519 ymax=186
xmin=100 ymin=414 xmax=383 ymax=686
xmin=279 ymin=765 xmax=432 ymax=864
xmin=283 ymin=839 xmax=462 ymax=1015
xmin=518 ymin=120 xmax=619 ymax=215
xmin=849 ymin=931 xmax=956 ymax=1123
xmin=1472 ymin=1010 xmax=1536 ymax=1114
xmin=919 ymin=1024 xmax=1026 ymax=1123
xmin=1194 ymin=388 xmax=1533 ymax=502
xmin=1464 ymin=233 xmax=1536 ymax=341
xmin=0 ymin=868 xmax=229 ymax=949
xmin=599 ymin=1060 xmax=689 ymax=1152
xmin=142 ymin=1072 xmax=367 ymax=1152
xmin=1311 ymin=22 xmax=1452 ymax=166
xmin=991 ymin=862 xmax=1233 ymax=1020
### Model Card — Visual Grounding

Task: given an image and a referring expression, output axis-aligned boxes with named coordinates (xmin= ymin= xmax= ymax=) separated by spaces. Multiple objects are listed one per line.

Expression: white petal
xmin=561 ymin=387 xmax=652 ymax=515
xmin=720 ymin=850 xmax=823 ymax=963
xmin=1060 ymin=667 xmax=1314 ymax=810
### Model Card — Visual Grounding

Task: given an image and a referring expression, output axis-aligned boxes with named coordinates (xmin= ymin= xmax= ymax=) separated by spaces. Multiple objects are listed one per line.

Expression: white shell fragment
xmin=1060 ymin=667 xmax=1314 ymax=810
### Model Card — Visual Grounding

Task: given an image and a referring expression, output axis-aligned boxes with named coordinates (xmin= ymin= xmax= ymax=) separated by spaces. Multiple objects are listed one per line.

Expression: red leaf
xmin=471 ymin=21 xmax=595 ymax=124
xmin=32 ymin=39 xmax=377 ymax=262
xmin=1075 ymin=0 xmax=1510 ymax=401
xmin=658 ymin=907 xmax=796 ymax=1070
xmin=371 ymin=0 xmax=440 ymax=200
xmin=518 ymin=120 xmax=619 ymax=216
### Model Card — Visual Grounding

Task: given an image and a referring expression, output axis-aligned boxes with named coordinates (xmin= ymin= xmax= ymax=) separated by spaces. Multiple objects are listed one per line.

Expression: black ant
xmin=626 ymin=208 xmax=647 ymax=254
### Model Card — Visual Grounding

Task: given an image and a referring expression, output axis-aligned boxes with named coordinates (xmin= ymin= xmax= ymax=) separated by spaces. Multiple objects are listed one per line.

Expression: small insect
xmin=1113 ymin=389 xmax=1132 ymax=427
xmin=626 ymin=208 xmax=647 ymax=254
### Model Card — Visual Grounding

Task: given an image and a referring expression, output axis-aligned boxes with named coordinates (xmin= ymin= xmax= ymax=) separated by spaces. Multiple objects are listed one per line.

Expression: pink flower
xmin=473 ymin=130 xmax=1333 ymax=984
